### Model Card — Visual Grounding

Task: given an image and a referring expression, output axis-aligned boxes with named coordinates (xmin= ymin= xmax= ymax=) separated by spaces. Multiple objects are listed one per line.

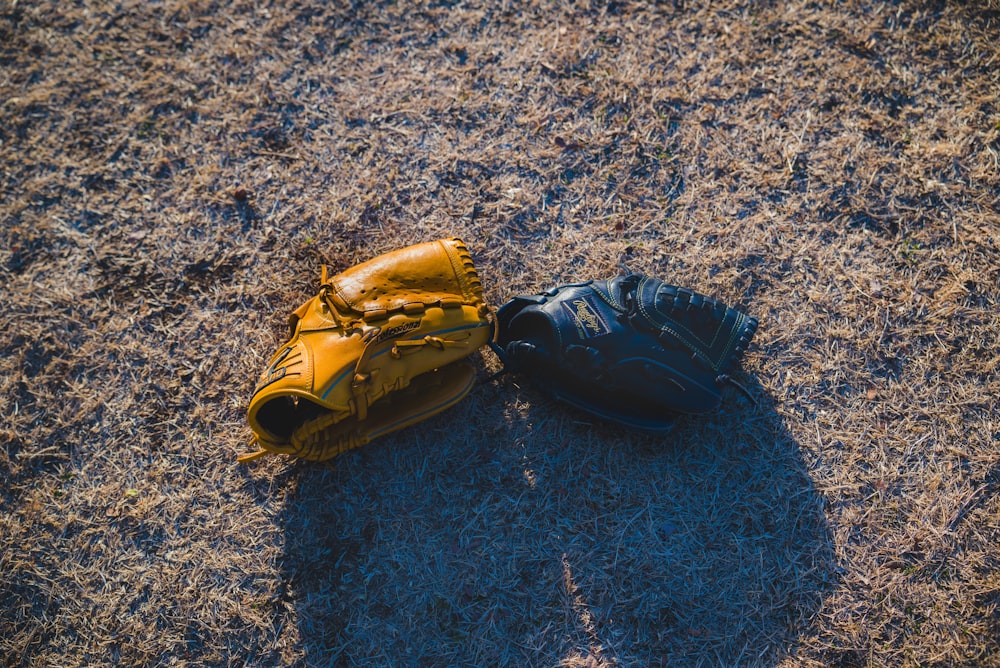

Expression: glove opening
xmin=254 ymin=395 xmax=330 ymax=440
xmin=502 ymin=310 xmax=556 ymax=368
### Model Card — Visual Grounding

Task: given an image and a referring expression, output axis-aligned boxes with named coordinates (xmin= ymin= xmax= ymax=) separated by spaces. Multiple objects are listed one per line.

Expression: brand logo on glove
xmin=371 ymin=321 xmax=420 ymax=345
xmin=254 ymin=345 xmax=300 ymax=393
xmin=563 ymin=296 xmax=610 ymax=338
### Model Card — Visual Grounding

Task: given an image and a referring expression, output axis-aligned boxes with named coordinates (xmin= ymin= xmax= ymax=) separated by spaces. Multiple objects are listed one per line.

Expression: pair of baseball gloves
xmin=242 ymin=238 xmax=758 ymax=463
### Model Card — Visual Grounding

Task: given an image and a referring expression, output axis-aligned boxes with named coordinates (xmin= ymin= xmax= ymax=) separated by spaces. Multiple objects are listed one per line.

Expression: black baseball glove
xmin=493 ymin=273 xmax=758 ymax=431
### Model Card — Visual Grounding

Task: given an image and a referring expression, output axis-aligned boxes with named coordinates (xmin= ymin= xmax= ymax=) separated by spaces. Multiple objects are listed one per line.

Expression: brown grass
xmin=2 ymin=0 xmax=999 ymax=666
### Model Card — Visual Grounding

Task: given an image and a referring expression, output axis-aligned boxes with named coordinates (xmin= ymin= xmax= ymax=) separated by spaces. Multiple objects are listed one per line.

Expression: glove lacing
xmin=617 ymin=266 xmax=757 ymax=407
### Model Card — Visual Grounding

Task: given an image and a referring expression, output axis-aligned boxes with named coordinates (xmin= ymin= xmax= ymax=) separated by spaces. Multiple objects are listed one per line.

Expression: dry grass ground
xmin=2 ymin=0 xmax=999 ymax=666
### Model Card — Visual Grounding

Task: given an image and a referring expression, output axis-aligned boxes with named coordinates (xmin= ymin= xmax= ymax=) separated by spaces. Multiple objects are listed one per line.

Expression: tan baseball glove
xmin=243 ymin=238 xmax=492 ymax=462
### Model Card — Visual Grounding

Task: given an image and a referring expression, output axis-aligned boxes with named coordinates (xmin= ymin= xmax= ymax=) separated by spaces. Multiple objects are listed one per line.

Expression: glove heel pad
xmin=289 ymin=363 xmax=477 ymax=461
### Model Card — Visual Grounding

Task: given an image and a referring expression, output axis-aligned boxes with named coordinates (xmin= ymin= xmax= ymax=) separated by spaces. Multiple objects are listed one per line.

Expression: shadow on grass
xmin=278 ymin=373 xmax=834 ymax=666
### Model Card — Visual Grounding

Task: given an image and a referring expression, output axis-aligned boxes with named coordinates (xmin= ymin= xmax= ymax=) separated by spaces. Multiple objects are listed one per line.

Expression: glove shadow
xmin=272 ymin=375 xmax=835 ymax=666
